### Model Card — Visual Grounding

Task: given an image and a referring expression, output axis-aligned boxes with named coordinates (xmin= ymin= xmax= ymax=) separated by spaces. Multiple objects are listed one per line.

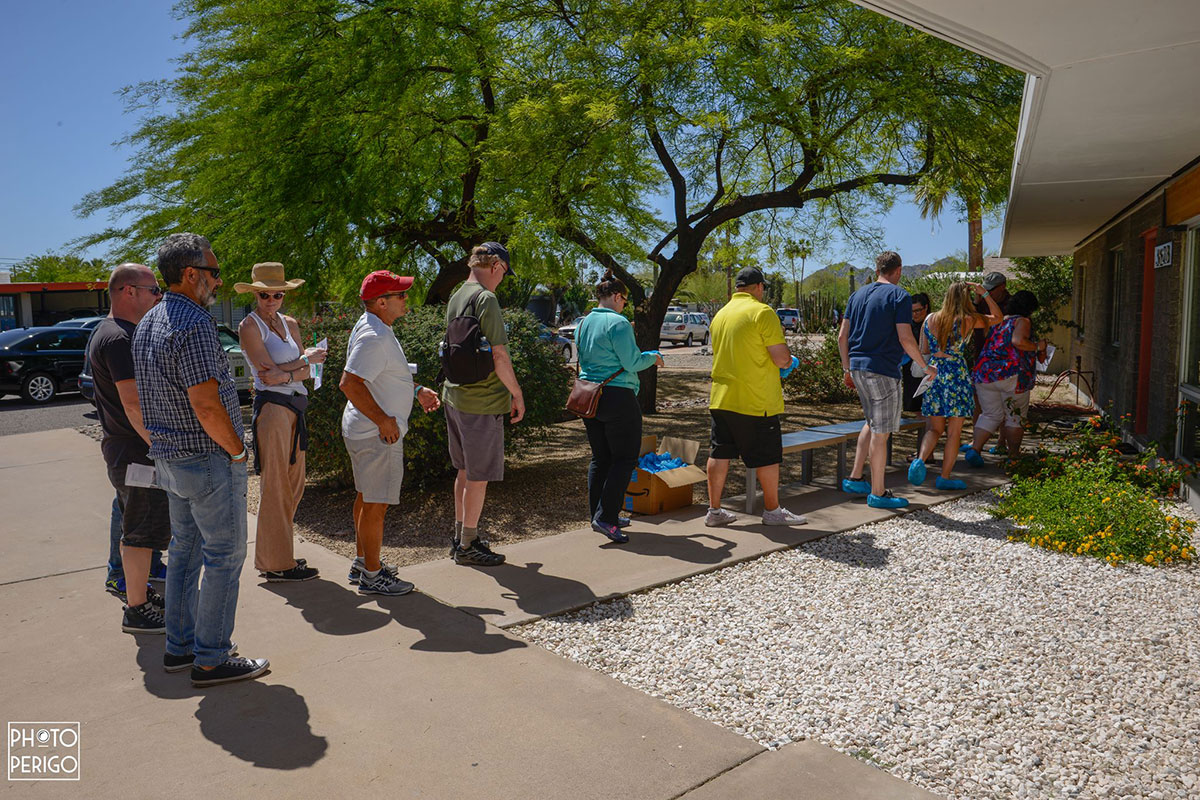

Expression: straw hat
xmin=233 ymin=262 xmax=305 ymax=294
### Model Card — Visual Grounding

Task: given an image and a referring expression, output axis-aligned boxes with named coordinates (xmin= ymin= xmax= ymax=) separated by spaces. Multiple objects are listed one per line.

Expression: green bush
xmin=301 ymin=303 xmax=573 ymax=491
xmin=783 ymin=333 xmax=857 ymax=404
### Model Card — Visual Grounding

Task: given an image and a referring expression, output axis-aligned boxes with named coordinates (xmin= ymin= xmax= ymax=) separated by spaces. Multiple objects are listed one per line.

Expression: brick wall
xmin=1068 ymin=194 xmax=1185 ymax=453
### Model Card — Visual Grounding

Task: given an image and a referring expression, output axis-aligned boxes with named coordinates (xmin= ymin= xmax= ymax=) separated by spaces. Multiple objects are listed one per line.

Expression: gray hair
xmin=108 ymin=262 xmax=151 ymax=291
xmin=157 ymin=233 xmax=212 ymax=285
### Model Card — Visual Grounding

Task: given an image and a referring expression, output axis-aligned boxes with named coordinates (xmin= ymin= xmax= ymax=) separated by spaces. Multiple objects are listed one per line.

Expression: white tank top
xmin=247 ymin=311 xmax=307 ymax=396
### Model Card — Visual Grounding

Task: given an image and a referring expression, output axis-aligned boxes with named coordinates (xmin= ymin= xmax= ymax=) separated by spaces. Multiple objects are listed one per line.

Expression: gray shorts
xmin=344 ymin=435 xmax=404 ymax=505
xmin=852 ymin=370 xmax=902 ymax=434
xmin=445 ymin=404 xmax=504 ymax=482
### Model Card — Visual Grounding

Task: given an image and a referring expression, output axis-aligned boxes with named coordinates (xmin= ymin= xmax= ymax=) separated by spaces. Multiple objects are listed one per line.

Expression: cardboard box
xmin=624 ymin=435 xmax=707 ymax=515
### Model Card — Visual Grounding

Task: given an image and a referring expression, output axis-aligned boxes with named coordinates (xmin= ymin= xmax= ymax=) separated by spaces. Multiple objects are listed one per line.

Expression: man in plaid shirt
xmin=132 ymin=232 xmax=269 ymax=687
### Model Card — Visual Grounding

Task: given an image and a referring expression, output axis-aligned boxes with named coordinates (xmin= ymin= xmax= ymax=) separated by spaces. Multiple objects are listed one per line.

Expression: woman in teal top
xmin=575 ymin=269 xmax=664 ymax=543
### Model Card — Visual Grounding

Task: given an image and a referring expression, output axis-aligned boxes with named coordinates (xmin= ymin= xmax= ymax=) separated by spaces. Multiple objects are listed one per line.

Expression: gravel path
xmin=518 ymin=492 xmax=1200 ymax=800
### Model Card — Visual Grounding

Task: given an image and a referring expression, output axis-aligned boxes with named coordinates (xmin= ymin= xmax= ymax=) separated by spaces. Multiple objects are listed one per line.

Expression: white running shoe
xmin=762 ymin=506 xmax=808 ymax=526
xmin=704 ymin=507 xmax=738 ymax=527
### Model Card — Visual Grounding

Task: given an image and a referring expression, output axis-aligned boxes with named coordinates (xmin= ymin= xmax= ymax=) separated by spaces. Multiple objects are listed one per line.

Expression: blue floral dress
xmin=921 ymin=319 xmax=974 ymax=418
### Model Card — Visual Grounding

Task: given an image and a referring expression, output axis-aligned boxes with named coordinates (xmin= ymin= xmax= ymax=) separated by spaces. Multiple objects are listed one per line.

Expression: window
xmin=1107 ymin=248 xmax=1123 ymax=346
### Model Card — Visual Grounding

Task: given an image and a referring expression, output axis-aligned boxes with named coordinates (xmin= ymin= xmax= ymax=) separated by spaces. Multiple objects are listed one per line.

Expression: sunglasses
xmin=379 ymin=291 xmax=408 ymax=299
xmin=187 ymin=264 xmax=221 ymax=280
xmin=128 ymin=284 xmax=163 ymax=296
xmin=257 ymin=291 xmax=286 ymax=300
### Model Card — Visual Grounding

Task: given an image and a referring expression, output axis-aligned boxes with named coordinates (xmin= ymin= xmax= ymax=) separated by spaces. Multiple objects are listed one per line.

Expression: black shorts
xmin=709 ymin=409 xmax=783 ymax=469
xmin=106 ymin=464 xmax=172 ymax=551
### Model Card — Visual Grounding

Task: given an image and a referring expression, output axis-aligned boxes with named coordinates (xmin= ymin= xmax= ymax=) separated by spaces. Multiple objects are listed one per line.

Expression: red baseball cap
xmin=360 ymin=270 xmax=414 ymax=301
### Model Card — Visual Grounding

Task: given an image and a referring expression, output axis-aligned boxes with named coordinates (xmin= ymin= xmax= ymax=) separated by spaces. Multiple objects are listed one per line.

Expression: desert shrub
xmin=301 ymin=303 xmax=573 ymax=491
xmin=783 ymin=333 xmax=856 ymax=404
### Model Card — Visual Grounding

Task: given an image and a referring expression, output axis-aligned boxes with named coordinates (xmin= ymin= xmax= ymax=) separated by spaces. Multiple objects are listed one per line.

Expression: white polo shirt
xmin=340 ymin=311 xmax=414 ymax=440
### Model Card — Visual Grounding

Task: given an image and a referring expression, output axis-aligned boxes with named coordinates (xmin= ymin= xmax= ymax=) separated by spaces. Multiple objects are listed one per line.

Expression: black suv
xmin=0 ymin=327 xmax=91 ymax=404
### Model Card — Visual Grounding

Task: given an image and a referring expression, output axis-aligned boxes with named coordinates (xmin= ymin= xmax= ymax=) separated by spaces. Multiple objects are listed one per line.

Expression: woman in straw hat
xmin=236 ymin=262 xmax=327 ymax=582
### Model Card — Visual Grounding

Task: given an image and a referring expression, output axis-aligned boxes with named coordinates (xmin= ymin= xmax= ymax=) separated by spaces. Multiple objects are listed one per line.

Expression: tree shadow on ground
xmin=911 ymin=508 xmax=1012 ymax=542
xmin=195 ymin=683 xmax=327 ymax=769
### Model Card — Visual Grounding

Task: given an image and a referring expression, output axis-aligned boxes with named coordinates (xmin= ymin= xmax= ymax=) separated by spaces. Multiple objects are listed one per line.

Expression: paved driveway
xmin=0 ymin=393 xmax=96 ymax=435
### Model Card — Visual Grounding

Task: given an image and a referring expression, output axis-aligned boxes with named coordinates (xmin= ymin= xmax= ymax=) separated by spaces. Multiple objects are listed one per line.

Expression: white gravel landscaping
xmin=517 ymin=491 xmax=1200 ymax=800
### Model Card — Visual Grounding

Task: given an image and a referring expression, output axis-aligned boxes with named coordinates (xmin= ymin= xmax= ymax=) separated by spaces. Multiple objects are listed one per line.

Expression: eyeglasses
xmin=187 ymin=264 xmax=221 ymax=280
xmin=257 ymin=291 xmax=286 ymax=300
xmin=379 ymin=291 xmax=408 ymax=299
xmin=126 ymin=284 xmax=163 ymax=296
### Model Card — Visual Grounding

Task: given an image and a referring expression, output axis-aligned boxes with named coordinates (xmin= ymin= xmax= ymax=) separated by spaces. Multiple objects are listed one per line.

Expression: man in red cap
xmin=339 ymin=270 xmax=441 ymax=595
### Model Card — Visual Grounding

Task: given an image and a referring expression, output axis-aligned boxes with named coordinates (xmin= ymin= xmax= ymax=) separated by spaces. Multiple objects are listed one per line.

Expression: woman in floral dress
xmin=908 ymin=282 xmax=1001 ymax=489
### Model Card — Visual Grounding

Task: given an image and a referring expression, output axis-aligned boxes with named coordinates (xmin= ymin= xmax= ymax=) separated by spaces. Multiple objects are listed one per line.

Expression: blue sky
xmin=0 ymin=1 xmax=1002 ymax=272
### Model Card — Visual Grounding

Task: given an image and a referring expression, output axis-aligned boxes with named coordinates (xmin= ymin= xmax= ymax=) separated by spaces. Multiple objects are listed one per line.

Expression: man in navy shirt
xmin=837 ymin=251 xmax=934 ymax=509
xmin=133 ymin=232 xmax=268 ymax=687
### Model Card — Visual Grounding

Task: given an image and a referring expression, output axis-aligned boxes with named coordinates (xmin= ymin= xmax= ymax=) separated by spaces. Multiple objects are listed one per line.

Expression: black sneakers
xmin=190 ymin=656 xmax=270 ymax=687
xmin=259 ymin=564 xmax=320 ymax=582
xmin=164 ymin=642 xmax=238 ymax=673
xmin=146 ymin=585 xmax=165 ymax=609
xmin=122 ymin=602 xmax=165 ymax=634
xmin=453 ymin=538 xmax=506 ymax=567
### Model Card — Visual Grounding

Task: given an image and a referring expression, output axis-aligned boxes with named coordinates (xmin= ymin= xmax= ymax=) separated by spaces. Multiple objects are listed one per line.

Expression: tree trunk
xmin=425 ymin=258 xmax=470 ymax=303
xmin=967 ymin=195 xmax=983 ymax=271
xmin=634 ymin=251 xmax=698 ymax=413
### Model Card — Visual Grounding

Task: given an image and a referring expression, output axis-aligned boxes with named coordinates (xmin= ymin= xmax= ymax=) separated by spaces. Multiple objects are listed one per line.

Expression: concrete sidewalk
xmin=0 ymin=429 xmax=965 ymax=798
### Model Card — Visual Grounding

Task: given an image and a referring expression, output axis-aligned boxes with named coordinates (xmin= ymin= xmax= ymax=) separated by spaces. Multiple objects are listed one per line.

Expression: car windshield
xmin=664 ymin=313 xmax=683 ymax=323
xmin=217 ymin=328 xmax=240 ymax=350
xmin=0 ymin=330 xmax=35 ymax=348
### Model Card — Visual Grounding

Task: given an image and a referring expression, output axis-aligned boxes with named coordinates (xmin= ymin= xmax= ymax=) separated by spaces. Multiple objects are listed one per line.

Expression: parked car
xmin=556 ymin=313 xmax=587 ymax=341
xmin=659 ymin=311 xmax=710 ymax=346
xmin=0 ymin=326 xmax=91 ymax=403
xmin=53 ymin=316 xmax=107 ymax=330
xmin=79 ymin=321 xmax=251 ymax=406
xmin=539 ymin=324 xmax=573 ymax=361
xmin=777 ymin=307 xmax=801 ymax=332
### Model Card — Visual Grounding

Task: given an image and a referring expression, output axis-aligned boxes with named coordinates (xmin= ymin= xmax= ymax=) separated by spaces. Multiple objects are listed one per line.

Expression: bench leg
xmin=745 ymin=468 xmax=758 ymax=514
xmin=837 ymin=443 xmax=847 ymax=484
xmin=887 ymin=436 xmax=894 ymax=466
xmin=801 ymin=451 xmax=813 ymax=484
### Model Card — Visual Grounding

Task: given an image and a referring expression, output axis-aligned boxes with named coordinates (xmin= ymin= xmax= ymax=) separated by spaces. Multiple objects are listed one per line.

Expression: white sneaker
xmin=705 ymin=507 xmax=738 ymax=527
xmin=762 ymin=506 xmax=807 ymax=526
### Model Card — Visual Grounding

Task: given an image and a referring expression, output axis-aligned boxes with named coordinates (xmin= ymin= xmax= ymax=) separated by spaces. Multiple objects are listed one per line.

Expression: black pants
xmin=582 ymin=386 xmax=642 ymax=525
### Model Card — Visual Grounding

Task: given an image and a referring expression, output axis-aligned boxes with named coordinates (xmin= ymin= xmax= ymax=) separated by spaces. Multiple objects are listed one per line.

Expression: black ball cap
xmin=735 ymin=266 xmax=765 ymax=287
xmin=480 ymin=241 xmax=515 ymax=276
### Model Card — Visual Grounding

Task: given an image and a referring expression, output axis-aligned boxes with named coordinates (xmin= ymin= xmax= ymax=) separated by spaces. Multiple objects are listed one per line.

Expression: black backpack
xmin=439 ymin=288 xmax=495 ymax=385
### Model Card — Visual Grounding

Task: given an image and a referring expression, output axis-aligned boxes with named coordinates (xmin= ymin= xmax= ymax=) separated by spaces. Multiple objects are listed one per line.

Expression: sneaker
xmin=592 ymin=519 xmax=630 ymax=544
xmin=907 ymin=458 xmax=927 ymax=486
xmin=357 ymin=568 xmax=415 ymax=596
xmin=762 ymin=507 xmax=807 ymax=526
xmin=704 ymin=507 xmax=738 ymax=527
xmin=122 ymin=602 xmax=165 ymax=634
xmin=347 ymin=557 xmax=397 ymax=585
xmin=841 ymin=478 xmax=871 ymax=496
xmin=935 ymin=476 xmax=967 ymax=491
xmin=449 ymin=535 xmax=460 ymax=558
xmin=867 ymin=491 xmax=909 ymax=510
xmin=260 ymin=564 xmax=320 ymax=582
xmin=105 ymin=576 xmax=126 ymax=599
xmin=190 ymin=656 xmax=270 ymax=687
xmin=146 ymin=584 xmax=165 ymax=610
xmin=452 ymin=538 xmax=506 ymax=567
xmin=164 ymin=642 xmax=238 ymax=673
xmin=963 ymin=447 xmax=985 ymax=468
xmin=617 ymin=517 xmax=633 ymax=528
xmin=148 ymin=562 xmax=167 ymax=583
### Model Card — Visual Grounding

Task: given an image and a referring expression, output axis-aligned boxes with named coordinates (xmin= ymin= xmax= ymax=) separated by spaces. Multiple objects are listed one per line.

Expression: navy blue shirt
xmin=132 ymin=291 xmax=243 ymax=460
xmin=844 ymin=281 xmax=913 ymax=379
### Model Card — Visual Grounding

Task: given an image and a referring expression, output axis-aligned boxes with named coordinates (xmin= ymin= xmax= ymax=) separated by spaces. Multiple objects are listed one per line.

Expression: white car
xmin=216 ymin=324 xmax=252 ymax=400
xmin=660 ymin=311 xmax=710 ymax=346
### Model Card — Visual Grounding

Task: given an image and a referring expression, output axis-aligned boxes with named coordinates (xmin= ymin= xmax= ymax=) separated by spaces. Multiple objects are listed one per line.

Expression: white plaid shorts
xmin=852 ymin=370 xmax=902 ymax=434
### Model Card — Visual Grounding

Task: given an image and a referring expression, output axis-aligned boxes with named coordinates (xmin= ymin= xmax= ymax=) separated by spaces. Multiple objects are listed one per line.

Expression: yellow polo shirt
xmin=709 ymin=292 xmax=787 ymax=416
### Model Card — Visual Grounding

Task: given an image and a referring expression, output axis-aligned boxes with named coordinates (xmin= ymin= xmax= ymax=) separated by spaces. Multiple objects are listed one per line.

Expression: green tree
xmin=1010 ymin=255 xmax=1074 ymax=333
xmin=11 ymin=253 xmax=110 ymax=283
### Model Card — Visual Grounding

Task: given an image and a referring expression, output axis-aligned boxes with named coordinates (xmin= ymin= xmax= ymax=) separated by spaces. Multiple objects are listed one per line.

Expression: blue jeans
xmin=106 ymin=494 xmax=165 ymax=584
xmin=156 ymin=453 xmax=248 ymax=668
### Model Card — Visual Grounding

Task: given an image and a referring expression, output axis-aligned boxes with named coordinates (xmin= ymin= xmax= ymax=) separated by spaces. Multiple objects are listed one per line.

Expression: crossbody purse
xmin=565 ymin=367 xmax=624 ymax=419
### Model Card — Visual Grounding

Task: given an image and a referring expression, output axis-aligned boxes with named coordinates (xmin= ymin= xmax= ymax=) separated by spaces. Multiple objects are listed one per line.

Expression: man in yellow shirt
xmin=705 ymin=267 xmax=807 ymax=527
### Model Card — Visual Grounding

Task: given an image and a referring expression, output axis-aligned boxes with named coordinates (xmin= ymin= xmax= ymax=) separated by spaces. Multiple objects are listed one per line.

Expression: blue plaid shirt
xmin=132 ymin=291 xmax=244 ymax=460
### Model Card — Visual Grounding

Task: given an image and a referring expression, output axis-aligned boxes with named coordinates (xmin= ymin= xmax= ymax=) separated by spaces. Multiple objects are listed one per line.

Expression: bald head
xmin=109 ymin=262 xmax=161 ymax=323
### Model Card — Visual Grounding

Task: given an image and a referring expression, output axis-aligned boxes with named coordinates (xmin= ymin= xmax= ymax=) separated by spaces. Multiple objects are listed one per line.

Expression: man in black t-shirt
xmin=90 ymin=263 xmax=172 ymax=634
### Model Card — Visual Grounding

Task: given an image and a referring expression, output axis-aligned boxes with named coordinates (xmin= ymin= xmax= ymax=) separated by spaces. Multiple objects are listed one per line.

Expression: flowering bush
xmin=995 ymin=414 xmax=1197 ymax=567
xmin=783 ymin=333 xmax=856 ymax=404
xmin=300 ymin=303 xmax=572 ymax=491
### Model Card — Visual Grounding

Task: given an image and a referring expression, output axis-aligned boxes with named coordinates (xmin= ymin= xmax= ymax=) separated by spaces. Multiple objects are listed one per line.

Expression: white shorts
xmin=344 ymin=435 xmax=404 ymax=505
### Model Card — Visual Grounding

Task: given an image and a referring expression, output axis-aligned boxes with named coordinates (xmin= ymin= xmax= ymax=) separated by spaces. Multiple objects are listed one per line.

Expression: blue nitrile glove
xmin=900 ymin=353 xmax=912 ymax=366
xmin=780 ymin=355 xmax=799 ymax=379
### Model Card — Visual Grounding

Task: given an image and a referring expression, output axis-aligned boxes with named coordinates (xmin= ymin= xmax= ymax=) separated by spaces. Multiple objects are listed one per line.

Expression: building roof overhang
xmin=0 ymin=281 xmax=109 ymax=295
xmin=850 ymin=0 xmax=1200 ymax=255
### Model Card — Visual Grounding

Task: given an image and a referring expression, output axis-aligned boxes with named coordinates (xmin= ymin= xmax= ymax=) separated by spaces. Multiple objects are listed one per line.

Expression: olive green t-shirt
xmin=441 ymin=282 xmax=511 ymax=415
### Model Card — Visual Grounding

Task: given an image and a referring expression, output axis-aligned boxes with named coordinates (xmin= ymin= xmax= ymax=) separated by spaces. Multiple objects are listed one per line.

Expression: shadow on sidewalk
xmin=615 ymin=529 xmax=736 ymax=564
xmin=370 ymin=591 xmax=527 ymax=655
xmin=261 ymin=577 xmax=393 ymax=636
xmin=475 ymin=561 xmax=600 ymax=619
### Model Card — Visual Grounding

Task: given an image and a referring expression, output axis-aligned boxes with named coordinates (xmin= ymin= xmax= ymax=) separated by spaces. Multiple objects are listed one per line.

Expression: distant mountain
xmin=799 ymin=256 xmax=962 ymax=287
